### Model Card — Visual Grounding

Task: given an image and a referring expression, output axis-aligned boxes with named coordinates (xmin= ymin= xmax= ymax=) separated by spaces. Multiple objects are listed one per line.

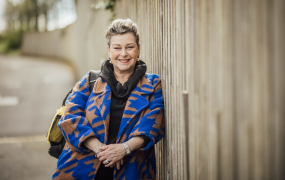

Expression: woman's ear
xmin=107 ymin=45 xmax=110 ymax=58
xmin=138 ymin=44 xmax=141 ymax=55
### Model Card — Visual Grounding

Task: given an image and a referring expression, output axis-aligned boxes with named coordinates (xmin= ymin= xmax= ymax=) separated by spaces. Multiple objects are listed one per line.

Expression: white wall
xmin=21 ymin=0 xmax=111 ymax=78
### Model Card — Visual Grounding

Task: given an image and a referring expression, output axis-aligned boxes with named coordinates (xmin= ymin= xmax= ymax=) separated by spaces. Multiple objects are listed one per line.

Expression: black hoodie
xmin=95 ymin=60 xmax=150 ymax=180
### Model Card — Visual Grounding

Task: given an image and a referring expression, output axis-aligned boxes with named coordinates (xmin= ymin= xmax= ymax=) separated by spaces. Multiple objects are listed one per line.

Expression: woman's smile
xmin=107 ymin=32 xmax=140 ymax=74
xmin=118 ymin=59 xmax=131 ymax=63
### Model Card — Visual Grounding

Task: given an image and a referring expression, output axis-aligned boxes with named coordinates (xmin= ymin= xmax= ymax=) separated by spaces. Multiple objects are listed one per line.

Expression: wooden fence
xmin=114 ymin=0 xmax=285 ymax=180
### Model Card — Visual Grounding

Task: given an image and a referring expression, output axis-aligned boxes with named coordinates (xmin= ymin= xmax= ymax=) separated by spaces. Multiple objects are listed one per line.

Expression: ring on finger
xmin=105 ymin=159 xmax=110 ymax=164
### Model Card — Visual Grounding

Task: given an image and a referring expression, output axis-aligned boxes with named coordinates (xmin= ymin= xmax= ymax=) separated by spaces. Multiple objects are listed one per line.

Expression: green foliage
xmin=0 ymin=30 xmax=24 ymax=54
xmin=106 ymin=0 xmax=116 ymax=21
xmin=1 ymin=0 xmax=62 ymax=54
xmin=4 ymin=0 xmax=60 ymax=33
xmin=105 ymin=0 xmax=116 ymax=12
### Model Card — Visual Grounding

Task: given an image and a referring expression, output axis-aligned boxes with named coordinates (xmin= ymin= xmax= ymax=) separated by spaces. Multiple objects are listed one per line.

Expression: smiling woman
xmin=52 ymin=19 xmax=165 ymax=180
xmin=107 ymin=32 xmax=140 ymax=84
xmin=106 ymin=19 xmax=141 ymax=85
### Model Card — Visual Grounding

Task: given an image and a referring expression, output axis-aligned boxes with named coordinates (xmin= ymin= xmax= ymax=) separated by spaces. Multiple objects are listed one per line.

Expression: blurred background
xmin=0 ymin=0 xmax=284 ymax=180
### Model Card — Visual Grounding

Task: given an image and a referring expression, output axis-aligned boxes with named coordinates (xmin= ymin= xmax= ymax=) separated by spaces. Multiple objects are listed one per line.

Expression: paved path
xmin=0 ymin=55 xmax=76 ymax=180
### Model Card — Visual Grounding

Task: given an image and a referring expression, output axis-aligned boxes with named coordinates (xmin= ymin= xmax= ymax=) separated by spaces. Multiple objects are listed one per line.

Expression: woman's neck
xmin=113 ymin=69 xmax=134 ymax=85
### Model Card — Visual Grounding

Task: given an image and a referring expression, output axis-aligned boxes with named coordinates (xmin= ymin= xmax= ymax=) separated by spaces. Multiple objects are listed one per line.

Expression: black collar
xmin=100 ymin=59 xmax=147 ymax=99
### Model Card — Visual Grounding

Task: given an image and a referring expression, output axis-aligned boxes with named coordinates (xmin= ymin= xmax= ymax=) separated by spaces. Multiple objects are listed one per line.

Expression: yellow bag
xmin=46 ymin=70 xmax=101 ymax=159
xmin=46 ymin=89 xmax=72 ymax=159
xmin=46 ymin=106 xmax=65 ymax=144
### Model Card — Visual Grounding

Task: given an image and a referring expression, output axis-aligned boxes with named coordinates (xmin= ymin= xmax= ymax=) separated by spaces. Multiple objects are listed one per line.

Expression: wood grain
xmin=114 ymin=0 xmax=285 ymax=179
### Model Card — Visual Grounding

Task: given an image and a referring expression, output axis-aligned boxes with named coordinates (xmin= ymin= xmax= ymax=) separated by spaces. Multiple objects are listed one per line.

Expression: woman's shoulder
xmin=78 ymin=72 xmax=91 ymax=82
xmin=145 ymin=73 xmax=161 ymax=80
xmin=78 ymin=70 xmax=101 ymax=84
xmin=144 ymin=73 xmax=162 ymax=86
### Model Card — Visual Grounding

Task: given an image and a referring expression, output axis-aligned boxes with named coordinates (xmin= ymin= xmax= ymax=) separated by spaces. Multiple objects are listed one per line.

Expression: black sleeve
xmin=136 ymin=135 xmax=151 ymax=148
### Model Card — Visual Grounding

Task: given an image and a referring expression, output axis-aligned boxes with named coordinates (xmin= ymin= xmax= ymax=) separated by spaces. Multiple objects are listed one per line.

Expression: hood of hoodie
xmin=100 ymin=59 xmax=147 ymax=99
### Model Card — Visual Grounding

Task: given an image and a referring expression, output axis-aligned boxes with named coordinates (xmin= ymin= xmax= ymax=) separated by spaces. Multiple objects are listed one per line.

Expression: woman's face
xmin=107 ymin=32 xmax=140 ymax=74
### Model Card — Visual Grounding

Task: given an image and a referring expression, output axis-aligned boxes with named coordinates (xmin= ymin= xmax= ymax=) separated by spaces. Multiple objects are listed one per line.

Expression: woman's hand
xmin=97 ymin=144 xmax=125 ymax=169
xmin=96 ymin=137 xmax=145 ymax=169
xmin=83 ymin=137 xmax=104 ymax=156
xmin=109 ymin=159 xmax=124 ymax=170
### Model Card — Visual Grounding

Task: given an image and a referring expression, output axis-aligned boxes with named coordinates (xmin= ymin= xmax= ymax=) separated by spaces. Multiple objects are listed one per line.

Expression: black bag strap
xmin=62 ymin=90 xmax=72 ymax=106
xmin=88 ymin=70 xmax=101 ymax=92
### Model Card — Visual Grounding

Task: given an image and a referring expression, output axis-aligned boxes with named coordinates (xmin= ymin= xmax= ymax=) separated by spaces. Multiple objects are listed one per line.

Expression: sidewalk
xmin=0 ymin=55 xmax=76 ymax=180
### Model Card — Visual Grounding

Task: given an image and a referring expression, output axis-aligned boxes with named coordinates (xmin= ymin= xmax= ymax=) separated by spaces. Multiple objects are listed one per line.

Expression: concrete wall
xmin=22 ymin=0 xmax=111 ymax=77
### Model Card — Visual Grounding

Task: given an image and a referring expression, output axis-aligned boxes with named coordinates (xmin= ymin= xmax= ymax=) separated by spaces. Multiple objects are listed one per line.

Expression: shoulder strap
xmin=89 ymin=70 xmax=101 ymax=92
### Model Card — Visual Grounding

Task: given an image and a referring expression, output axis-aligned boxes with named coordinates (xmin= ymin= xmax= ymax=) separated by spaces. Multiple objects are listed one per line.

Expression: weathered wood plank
xmin=114 ymin=0 xmax=285 ymax=179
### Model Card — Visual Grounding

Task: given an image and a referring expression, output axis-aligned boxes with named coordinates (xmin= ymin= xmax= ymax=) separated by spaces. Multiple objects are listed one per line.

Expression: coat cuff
xmin=129 ymin=133 xmax=154 ymax=151
xmin=136 ymin=135 xmax=151 ymax=148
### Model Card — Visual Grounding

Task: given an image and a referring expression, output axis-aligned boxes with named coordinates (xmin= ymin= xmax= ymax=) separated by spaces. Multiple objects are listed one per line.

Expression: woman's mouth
xmin=118 ymin=59 xmax=130 ymax=63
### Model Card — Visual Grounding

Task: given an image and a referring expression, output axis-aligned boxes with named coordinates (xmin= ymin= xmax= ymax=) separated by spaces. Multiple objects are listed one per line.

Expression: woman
xmin=52 ymin=19 xmax=165 ymax=180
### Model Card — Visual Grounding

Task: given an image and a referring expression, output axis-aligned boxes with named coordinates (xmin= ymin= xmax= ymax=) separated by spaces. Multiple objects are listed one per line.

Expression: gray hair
xmin=105 ymin=19 xmax=140 ymax=47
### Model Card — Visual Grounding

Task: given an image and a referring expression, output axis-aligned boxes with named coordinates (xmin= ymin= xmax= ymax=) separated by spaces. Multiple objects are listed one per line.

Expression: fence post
xmin=182 ymin=91 xmax=190 ymax=180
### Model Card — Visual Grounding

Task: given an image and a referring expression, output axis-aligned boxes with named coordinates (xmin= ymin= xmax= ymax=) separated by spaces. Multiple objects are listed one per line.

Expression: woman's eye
xmin=114 ymin=47 xmax=121 ymax=49
xmin=127 ymin=46 xmax=133 ymax=49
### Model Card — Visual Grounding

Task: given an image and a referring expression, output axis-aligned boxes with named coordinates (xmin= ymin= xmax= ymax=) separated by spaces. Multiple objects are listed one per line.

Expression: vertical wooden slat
xmin=183 ymin=91 xmax=190 ymax=180
xmin=113 ymin=0 xmax=285 ymax=180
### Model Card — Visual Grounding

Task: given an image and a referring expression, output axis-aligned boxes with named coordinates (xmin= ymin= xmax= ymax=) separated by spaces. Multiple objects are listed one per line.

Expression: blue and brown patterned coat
xmin=52 ymin=72 xmax=165 ymax=180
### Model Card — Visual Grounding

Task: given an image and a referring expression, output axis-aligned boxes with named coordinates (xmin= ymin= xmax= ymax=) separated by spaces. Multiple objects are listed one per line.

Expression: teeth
xmin=119 ymin=60 xmax=129 ymax=62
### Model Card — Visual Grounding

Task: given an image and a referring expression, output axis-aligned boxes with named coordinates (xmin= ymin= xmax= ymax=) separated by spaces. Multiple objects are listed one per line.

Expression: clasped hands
xmin=97 ymin=143 xmax=125 ymax=170
xmin=84 ymin=136 xmax=144 ymax=170
xmin=83 ymin=137 xmax=125 ymax=170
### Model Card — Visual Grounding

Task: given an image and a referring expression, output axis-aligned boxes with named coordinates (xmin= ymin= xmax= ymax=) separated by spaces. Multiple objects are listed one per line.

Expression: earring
xmin=109 ymin=58 xmax=112 ymax=64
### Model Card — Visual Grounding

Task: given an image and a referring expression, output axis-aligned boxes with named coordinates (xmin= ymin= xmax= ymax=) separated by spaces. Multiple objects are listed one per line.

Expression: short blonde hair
xmin=105 ymin=19 xmax=140 ymax=47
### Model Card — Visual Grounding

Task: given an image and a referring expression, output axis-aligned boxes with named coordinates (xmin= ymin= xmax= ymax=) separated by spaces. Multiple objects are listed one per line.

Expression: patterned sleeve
xmin=58 ymin=72 xmax=97 ymax=154
xmin=128 ymin=77 xmax=165 ymax=150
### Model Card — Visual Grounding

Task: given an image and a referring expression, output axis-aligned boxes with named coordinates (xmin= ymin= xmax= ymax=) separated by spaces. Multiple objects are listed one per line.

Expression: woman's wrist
xmin=125 ymin=137 xmax=145 ymax=153
xmin=83 ymin=137 xmax=103 ymax=153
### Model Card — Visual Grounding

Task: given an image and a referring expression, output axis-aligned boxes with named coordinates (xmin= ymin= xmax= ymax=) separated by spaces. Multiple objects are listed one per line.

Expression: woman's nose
xmin=120 ymin=49 xmax=127 ymax=56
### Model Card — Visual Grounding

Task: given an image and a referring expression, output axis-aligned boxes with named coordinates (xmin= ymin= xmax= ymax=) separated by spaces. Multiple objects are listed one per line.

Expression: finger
xmin=105 ymin=156 xmax=117 ymax=167
xmin=99 ymin=157 xmax=106 ymax=162
xmin=120 ymin=159 xmax=123 ymax=165
xmin=99 ymin=154 xmax=108 ymax=162
xmin=105 ymin=160 xmax=115 ymax=167
xmin=103 ymin=159 xmax=112 ymax=165
xmin=98 ymin=150 xmax=109 ymax=160
xmin=116 ymin=161 xmax=120 ymax=170
xmin=95 ymin=152 xmax=100 ymax=158
xmin=97 ymin=151 xmax=105 ymax=158
xmin=100 ymin=145 xmax=109 ymax=151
